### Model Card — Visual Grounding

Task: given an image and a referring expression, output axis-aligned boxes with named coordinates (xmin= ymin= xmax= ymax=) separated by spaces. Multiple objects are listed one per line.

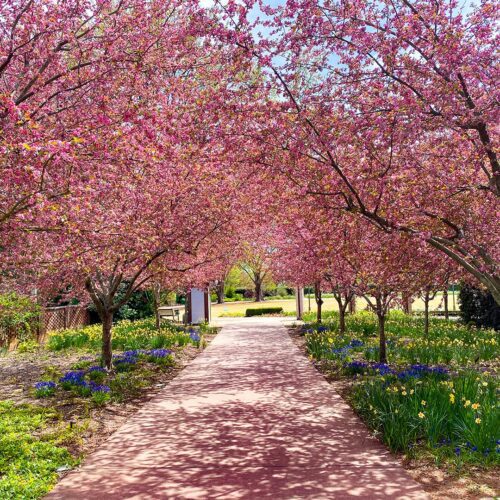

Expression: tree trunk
xmin=216 ymin=280 xmax=225 ymax=304
xmin=424 ymin=292 xmax=430 ymax=337
xmin=377 ymin=313 xmax=387 ymax=364
xmin=254 ymin=278 xmax=263 ymax=302
xmin=334 ymin=294 xmax=346 ymax=333
xmin=402 ymin=293 xmax=412 ymax=315
xmin=314 ymin=283 xmax=323 ymax=323
xmin=443 ymin=289 xmax=449 ymax=320
xmin=348 ymin=296 xmax=356 ymax=314
xmin=101 ymin=311 xmax=113 ymax=370
xmin=339 ymin=305 xmax=346 ymax=334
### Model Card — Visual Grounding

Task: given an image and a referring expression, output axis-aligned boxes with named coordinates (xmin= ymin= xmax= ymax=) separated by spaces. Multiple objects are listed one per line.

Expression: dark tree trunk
xmin=378 ymin=312 xmax=387 ymax=364
xmin=101 ymin=311 xmax=113 ymax=370
xmin=339 ymin=305 xmax=346 ymax=333
xmin=334 ymin=293 xmax=346 ymax=333
xmin=367 ymin=293 xmax=389 ymax=364
xmin=402 ymin=293 xmax=413 ymax=315
xmin=443 ymin=289 xmax=449 ymax=320
xmin=424 ymin=291 xmax=430 ymax=337
xmin=216 ymin=280 xmax=225 ymax=304
xmin=348 ymin=296 xmax=356 ymax=314
xmin=314 ymin=283 xmax=323 ymax=323
xmin=254 ymin=278 xmax=264 ymax=302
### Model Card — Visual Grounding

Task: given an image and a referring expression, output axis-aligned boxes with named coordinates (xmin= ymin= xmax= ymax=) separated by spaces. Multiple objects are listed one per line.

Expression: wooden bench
xmin=158 ymin=305 xmax=185 ymax=323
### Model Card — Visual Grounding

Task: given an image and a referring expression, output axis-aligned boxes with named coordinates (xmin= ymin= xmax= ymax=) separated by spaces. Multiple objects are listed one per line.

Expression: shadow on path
xmin=47 ymin=317 xmax=427 ymax=499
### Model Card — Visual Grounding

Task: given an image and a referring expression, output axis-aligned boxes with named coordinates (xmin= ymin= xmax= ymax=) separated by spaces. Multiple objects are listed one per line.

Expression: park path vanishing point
xmin=47 ymin=317 xmax=427 ymax=500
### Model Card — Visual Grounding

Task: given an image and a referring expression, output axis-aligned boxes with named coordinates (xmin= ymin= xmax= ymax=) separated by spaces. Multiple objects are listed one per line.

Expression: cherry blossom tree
xmin=210 ymin=0 xmax=499 ymax=303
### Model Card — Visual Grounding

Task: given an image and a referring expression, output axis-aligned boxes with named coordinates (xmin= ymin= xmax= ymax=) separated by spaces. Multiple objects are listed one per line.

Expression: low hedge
xmin=245 ymin=307 xmax=284 ymax=317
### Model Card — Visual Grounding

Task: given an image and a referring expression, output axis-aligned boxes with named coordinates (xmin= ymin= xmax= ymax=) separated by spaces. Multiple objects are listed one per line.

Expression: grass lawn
xmin=212 ymin=292 xmax=458 ymax=318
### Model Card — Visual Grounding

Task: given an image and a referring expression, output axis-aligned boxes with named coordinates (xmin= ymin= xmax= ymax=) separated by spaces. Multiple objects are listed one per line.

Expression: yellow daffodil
xmin=464 ymin=400 xmax=471 ymax=407
xmin=421 ymin=400 xmax=426 ymax=406
xmin=471 ymin=403 xmax=480 ymax=410
xmin=475 ymin=418 xmax=481 ymax=425
xmin=418 ymin=412 xmax=425 ymax=419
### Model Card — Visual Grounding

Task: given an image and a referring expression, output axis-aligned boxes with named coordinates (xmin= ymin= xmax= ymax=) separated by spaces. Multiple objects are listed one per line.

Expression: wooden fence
xmin=1 ymin=305 xmax=90 ymax=350
xmin=41 ymin=305 xmax=90 ymax=334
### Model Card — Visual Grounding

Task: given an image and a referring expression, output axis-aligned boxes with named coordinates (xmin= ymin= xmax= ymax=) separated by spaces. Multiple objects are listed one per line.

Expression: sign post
xmin=186 ymin=287 xmax=211 ymax=324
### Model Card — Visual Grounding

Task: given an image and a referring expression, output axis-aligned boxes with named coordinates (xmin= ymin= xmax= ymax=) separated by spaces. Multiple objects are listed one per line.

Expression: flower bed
xmin=0 ymin=317 xmax=217 ymax=498
xmin=299 ymin=311 xmax=499 ymax=468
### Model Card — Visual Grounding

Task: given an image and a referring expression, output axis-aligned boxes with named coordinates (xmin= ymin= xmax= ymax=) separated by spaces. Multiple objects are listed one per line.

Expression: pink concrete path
xmin=47 ymin=317 xmax=427 ymax=499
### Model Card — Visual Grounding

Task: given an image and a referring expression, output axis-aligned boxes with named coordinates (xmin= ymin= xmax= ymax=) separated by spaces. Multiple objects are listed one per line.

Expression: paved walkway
xmin=48 ymin=318 xmax=427 ymax=499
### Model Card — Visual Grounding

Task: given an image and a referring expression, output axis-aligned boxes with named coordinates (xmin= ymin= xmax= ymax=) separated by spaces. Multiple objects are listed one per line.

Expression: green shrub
xmin=0 ymin=293 xmax=40 ymax=347
xmin=459 ymin=284 xmax=499 ymax=330
xmin=245 ymin=307 xmax=284 ymax=317
xmin=91 ymin=391 xmax=111 ymax=406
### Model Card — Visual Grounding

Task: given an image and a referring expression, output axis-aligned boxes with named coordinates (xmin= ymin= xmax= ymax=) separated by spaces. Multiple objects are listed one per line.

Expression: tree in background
xmin=213 ymin=0 xmax=499 ymax=303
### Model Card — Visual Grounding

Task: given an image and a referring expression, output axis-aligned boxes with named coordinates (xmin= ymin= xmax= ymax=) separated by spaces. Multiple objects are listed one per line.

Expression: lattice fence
xmin=42 ymin=305 xmax=90 ymax=334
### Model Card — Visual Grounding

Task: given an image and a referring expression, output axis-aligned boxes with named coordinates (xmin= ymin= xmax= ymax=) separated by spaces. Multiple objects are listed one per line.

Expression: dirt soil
xmin=0 ymin=334 xmax=217 ymax=462
xmin=287 ymin=326 xmax=499 ymax=500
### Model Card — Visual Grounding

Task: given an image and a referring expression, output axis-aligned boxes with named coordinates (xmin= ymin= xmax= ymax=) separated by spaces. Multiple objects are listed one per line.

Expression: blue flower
xmin=87 ymin=366 xmax=106 ymax=373
xmin=34 ymin=381 xmax=56 ymax=390
xmin=89 ymin=382 xmax=111 ymax=393
xmin=345 ymin=361 xmax=368 ymax=371
xmin=189 ymin=332 xmax=201 ymax=342
xmin=148 ymin=349 xmax=173 ymax=358
xmin=60 ymin=371 xmax=86 ymax=385
xmin=372 ymin=363 xmax=393 ymax=375
xmin=397 ymin=364 xmax=448 ymax=380
xmin=454 ymin=447 xmax=461 ymax=456
xmin=348 ymin=339 xmax=364 ymax=348
xmin=123 ymin=350 xmax=141 ymax=358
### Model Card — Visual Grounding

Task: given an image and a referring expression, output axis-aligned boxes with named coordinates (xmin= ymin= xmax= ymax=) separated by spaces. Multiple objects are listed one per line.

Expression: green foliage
xmin=0 ymin=293 xmax=40 ymax=346
xmin=17 ymin=339 xmax=40 ymax=353
xmin=245 ymin=307 xmax=284 ymax=317
xmin=0 ymin=401 xmax=77 ymax=499
xmin=87 ymin=282 xmax=154 ymax=322
xmin=459 ymin=284 xmax=499 ymax=330
xmin=223 ymin=293 xmax=244 ymax=302
xmin=91 ymin=391 xmax=111 ymax=406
